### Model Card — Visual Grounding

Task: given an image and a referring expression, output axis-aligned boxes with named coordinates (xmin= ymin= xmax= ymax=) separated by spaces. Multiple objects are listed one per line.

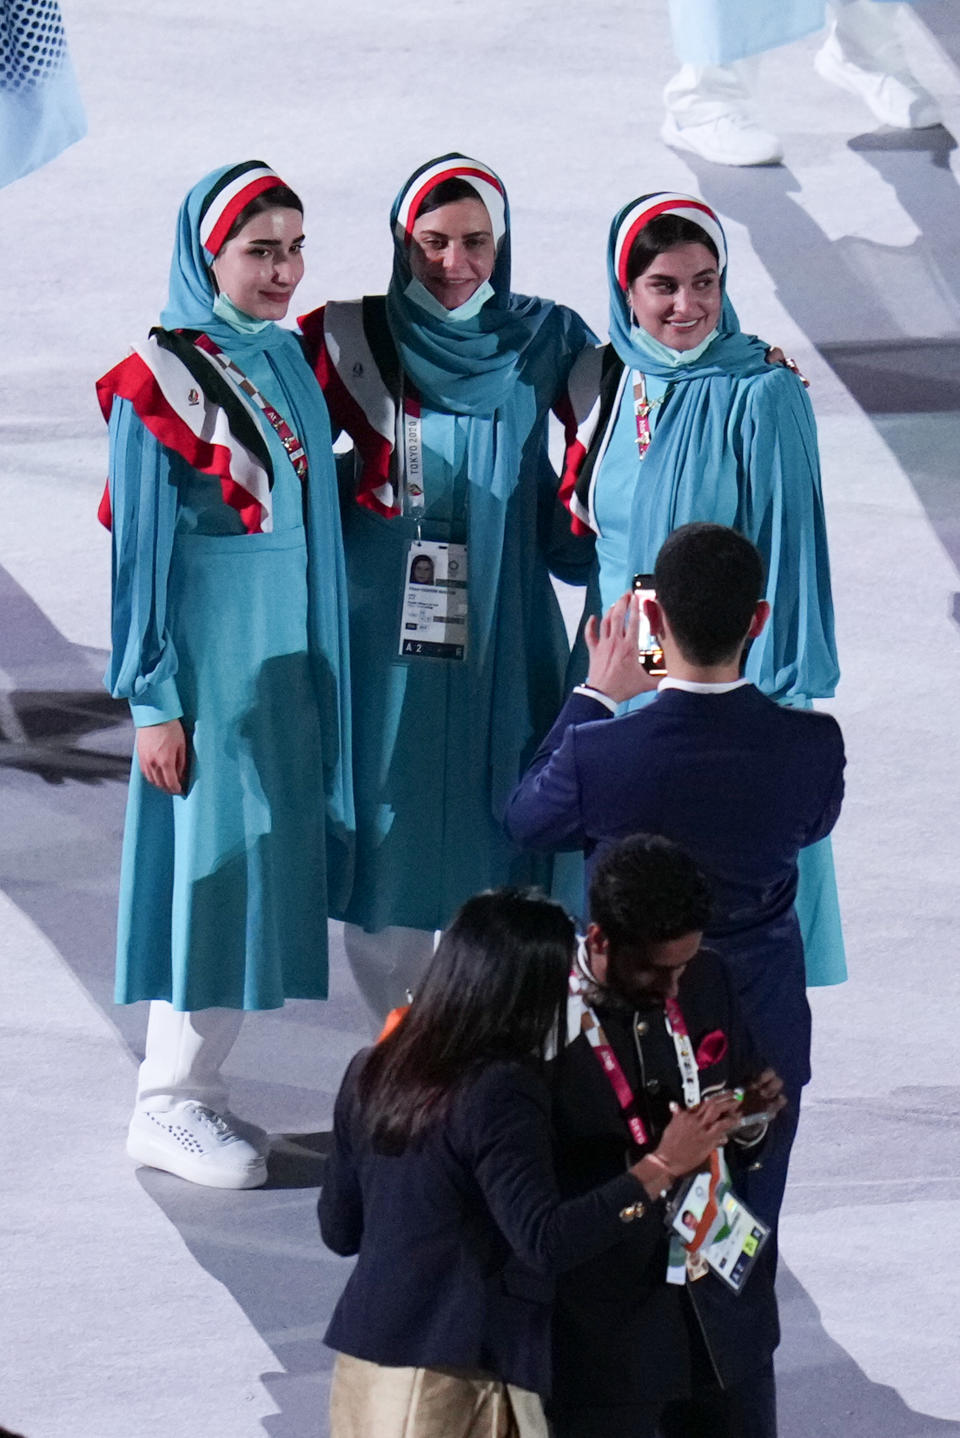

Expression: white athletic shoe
xmin=661 ymin=112 xmax=784 ymax=167
xmin=814 ymin=36 xmax=941 ymax=129
xmin=127 ymin=1102 xmax=269 ymax=1189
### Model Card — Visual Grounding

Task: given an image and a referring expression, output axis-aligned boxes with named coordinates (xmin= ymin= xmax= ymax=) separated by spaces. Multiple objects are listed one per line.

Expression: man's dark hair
xmin=653 ymin=522 xmax=764 ymax=666
xmin=589 ymin=834 xmax=711 ymax=959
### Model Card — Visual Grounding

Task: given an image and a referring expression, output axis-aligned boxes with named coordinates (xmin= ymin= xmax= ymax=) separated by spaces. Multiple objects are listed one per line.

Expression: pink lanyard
xmin=577 ymin=987 xmax=701 ymax=1148
xmin=632 ymin=371 xmax=669 ymax=460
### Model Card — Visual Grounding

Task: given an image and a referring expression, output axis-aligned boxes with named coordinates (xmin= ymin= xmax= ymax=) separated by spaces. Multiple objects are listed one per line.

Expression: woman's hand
xmin=136 ymin=719 xmax=188 ymax=795
xmin=585 ymin=592 xmax=659 ymax=705
xmin=631 ymin=1094 xmax=742 ymax=1199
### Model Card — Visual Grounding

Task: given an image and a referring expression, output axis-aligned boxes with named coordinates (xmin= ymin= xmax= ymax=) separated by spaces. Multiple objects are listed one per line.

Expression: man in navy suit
xmin=506 ymin=523 xmax=845 ymax=1227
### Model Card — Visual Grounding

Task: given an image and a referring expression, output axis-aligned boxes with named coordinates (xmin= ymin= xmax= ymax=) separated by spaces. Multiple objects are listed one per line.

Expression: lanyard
xmin=572 ymin=968 xmax=702 ymax=1148
xmin=400 ymin=380 xmax=425 ymax=521
xmin=197 ymin=337 xmax=308 ymax=485
xmin=631 ymin=371 xmax=667 ymax=460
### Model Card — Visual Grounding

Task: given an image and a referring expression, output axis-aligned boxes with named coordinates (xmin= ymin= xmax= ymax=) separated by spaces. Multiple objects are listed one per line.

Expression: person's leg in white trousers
xmin=662 ymin=2 xmax=939 ymax=167
xmin=341 ymin=925 xmax=438 ymax=1034
xmin=126 ymin=1001 xmax=268 ymax=1189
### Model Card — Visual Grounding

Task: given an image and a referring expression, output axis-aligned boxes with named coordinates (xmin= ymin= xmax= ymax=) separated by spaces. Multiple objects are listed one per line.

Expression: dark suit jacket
xmin=505 ymin=684 xmax=845 ymax=1095
xmin=550 ymin=950 xmax=780 ymax=1413
xmin=319 ymin=1053 xmax=650 ymax=1396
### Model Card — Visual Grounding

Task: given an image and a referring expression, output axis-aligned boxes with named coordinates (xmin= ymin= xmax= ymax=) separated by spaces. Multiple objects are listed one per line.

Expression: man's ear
xmin=643 ymin=596 xmax=664 ymax=640
xmin=586 ymin=922 xmax=609 ymax=983
xmin=747 ymin=600 xmax=770 ymax=640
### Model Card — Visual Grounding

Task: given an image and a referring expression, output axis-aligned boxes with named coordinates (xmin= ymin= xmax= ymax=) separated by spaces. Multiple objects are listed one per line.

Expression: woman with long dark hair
xmin=98 ymin=162 xmax=351 ymax=1188
xmin=320 ymin=887 xmax=741 ymax=1437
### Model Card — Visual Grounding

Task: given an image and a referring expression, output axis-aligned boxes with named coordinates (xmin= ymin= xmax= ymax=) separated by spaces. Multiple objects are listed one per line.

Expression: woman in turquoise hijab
xmin=562 ymin=191 xmax=844 ymax=987
xmin=300 ymin=153 xmax=595 ymax=1022
xmin=99 ymin=161 xmax=352 ymax=1188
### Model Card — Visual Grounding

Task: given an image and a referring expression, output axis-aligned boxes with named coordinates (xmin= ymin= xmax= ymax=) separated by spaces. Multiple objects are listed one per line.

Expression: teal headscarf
xmin=607 ymin=191 xmax=838 ymax=703
xmin=383 ymin=152 xmax=557 ymax=418
xmin=160 ymin=159 xmax=297 ymax=360
xmin=608 ymin=190 xmax=771 ymax=381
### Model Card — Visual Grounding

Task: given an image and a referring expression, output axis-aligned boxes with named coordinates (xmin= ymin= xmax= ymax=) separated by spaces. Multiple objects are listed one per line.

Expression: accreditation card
xmin=667 ymin=1162 xmax=770 ymax=1294
xmin=398 ymin=540 xmax=468 ymax=661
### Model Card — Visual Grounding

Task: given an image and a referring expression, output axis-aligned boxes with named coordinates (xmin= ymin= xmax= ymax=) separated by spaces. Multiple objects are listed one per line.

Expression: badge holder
xmin=398 ymin=539 xmax=468 ymax=660
xmin=665 ymin=1153 xmax=770 ymax=1295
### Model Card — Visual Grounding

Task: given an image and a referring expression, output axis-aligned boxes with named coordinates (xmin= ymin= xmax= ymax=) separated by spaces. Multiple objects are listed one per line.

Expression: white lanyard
xmin=400 ymin=384 xmax=425 ymax=520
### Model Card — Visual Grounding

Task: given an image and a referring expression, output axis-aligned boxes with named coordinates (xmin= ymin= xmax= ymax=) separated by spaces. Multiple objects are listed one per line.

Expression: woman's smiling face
xmin=626 ymin=242 xmax=721 ymax=352
xmin=408 ymin=197 xmax=496 ymax=310
xmin=211 ymin=206 xmax=305 ymax=320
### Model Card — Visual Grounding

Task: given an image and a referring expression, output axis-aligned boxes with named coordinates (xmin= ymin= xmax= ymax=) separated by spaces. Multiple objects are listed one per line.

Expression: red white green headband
xmin=614 ymin=192 xmax=727 ymax=291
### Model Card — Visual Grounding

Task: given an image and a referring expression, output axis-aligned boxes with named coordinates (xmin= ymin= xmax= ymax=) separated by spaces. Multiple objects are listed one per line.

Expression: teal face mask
xmin=404 ymin=276 xmax=495 ymax=324
xmin=212 ymin=290 xmax=274 ymax=334
xmin=630 ymin=319 xmax=721 ymax=368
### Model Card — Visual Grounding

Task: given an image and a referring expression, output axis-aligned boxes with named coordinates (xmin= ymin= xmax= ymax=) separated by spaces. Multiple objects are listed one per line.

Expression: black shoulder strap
xmin=150 ymin=327 xmax=274 ymax=480
xmin=360 ymin=295 xmax=402 ymax=401
xmin=576 ymin=347 xmax=626 ymax=497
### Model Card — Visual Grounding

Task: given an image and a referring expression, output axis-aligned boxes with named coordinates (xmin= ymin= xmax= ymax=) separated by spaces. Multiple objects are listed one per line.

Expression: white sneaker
xmin=661 ymin=112 xmax=784 ymax=167
xmin=814 ymin=36 xmax=941 ymax=129
xmin=127 ymin=1102 xmax=268 ymax=1189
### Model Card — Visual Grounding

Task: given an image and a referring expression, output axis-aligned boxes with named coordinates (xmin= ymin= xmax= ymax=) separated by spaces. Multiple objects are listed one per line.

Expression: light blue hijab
xmin=155 ymin=161 xmax=355 ymax=898
xmin=383 ymin=152 xmax=557 ymax=420
xmin=607 ymin=192 xmax=770 ymax=382
xmin=608 ymin=192 xmax=838 ymax=704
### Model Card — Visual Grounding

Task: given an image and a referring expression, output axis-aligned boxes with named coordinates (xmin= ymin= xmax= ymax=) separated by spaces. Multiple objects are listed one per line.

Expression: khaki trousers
xmin=330 ymin=1353 xmax=549 ymax=1438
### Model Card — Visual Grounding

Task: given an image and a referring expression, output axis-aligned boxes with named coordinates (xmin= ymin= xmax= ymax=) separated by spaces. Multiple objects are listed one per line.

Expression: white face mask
xmin=404 ymin=276 xmax=495 ymax=323
xmin=212 ymin=290 xmax=274 ymax=334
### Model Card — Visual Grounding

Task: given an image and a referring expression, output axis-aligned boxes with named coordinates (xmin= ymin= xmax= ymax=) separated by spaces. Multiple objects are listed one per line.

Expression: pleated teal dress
xmin=102 ymin=165 xmax=352 ymax=1010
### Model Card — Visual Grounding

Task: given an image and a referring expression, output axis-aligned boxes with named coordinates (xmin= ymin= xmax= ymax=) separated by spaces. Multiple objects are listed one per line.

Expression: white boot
xmin=815 ymin=0 xmax=940 ymax=128
xmin=342 ymin=924 xmax=438 ymax=1031
xmin=662 ymin=60 xmax=784 ymax=166
xmin=127 ymin=1003 xmax=267 ymax=1189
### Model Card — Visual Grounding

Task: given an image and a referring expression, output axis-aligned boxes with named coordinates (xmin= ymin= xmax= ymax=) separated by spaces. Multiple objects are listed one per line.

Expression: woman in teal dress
xmin=99 ymin=161 xmax=352 ymax=1187
xmin=562 ymin=190 xmax=844 ymax=986
xmin=300 ymin=153 xmax=595 ymax=1020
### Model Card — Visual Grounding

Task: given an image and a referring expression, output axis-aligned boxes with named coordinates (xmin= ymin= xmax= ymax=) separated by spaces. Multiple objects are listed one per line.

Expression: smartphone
xmin=632 ymin=574 xmax=666 ymax=675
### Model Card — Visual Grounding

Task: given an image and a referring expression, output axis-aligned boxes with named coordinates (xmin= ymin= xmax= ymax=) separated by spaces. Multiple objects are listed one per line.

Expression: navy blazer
xmin=319 ymin=1054 xmax=650 ymax=1396
xmin=550 ymin=950 xmax=780 ymax=1411
xmin=505 ymin=684 xmax=845 ymax=1094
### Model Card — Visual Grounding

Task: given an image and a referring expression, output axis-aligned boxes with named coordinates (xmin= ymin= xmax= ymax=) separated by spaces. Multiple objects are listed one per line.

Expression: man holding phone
xmin=549 ymin=834 xmax=784 ymax=1438
xmin=506 ymin=523 xmax=846 ymax=1230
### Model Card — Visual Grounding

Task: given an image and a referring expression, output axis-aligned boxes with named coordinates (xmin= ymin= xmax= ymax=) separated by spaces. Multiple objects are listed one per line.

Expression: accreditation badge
xmin=398 ymin=540 xmax=468 ymax=661
xmin=666 ymin=1154 xmax=770 ymax=1294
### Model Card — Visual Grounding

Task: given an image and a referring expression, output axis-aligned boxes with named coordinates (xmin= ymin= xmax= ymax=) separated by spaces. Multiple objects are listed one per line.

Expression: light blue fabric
xmin=404 ymin=276 xmax=495 ymax=323
xmin=212 ymin=291 xmax=272 ymax=333
xmin=105 ymin=162 xmax=353 ymax=1009
xmin=382 ymin=154 xmax=561 ymax=530
xmin=0 ymin=2 xmax=86 ymax=188
xmin=667 ymin=0 xmax=924 ymax=67
xmin=594 ymin=193 xmax=843 ymax=983
xmin=338 ymin=155 xmax=596 ymax=931
xmin=602 ymin=195 xmax=838 ymax=707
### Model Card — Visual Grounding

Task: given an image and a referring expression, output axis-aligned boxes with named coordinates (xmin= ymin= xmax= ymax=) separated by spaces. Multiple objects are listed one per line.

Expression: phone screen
xmin=632 ymin=574 xmax=666 ymax=675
